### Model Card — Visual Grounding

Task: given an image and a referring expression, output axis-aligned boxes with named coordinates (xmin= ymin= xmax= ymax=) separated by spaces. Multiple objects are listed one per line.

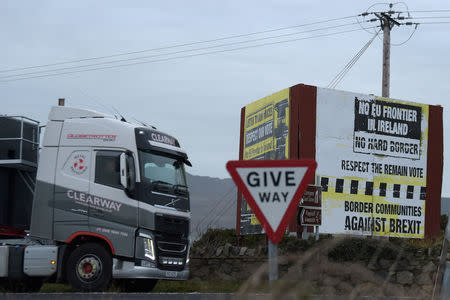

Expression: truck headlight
xmin=143 ymin=237 xmax=155 ymax=261
xmin=186 ymin=244 xmax=190 ymax=264
xmin=136 ymin=231 xmax=156 ymax=262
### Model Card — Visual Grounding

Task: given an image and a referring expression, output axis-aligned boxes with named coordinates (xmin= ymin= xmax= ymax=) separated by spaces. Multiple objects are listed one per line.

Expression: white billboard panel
xmin=316 ymin=88 xmax=428 ymax=238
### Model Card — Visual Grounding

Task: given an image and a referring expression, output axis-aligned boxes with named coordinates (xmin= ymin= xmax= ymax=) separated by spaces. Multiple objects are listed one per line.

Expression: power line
xmin=195 ymin=186 xmax=236 ymax=232
xmin=328 ymin=30 xmax=379 ymax=88
xmin=357 ymin=4 xmax=450 ymax=46
xmin=204 ymin=197 xmax=236 ymax=231
xmin=397 ymin=21 xmax=450 ymax=26
xmin=0 ymin=15 xmax=358 ymax=74
xmin=356 ymin=13 xmax=378 ymax=34
xmin=195 ymin=185 xmax=237 ymax=232
xmin=352 ymin=3 xmax=450 ymax=97
xmin=409 ymin=16 xmax=450 ymax=19
xmin=328 ymin=30 xmax=380 ymax=89
xmin=0 ymin=21 xmax=364 ymax=80
xmin=0 ymin=26 xmax=376 ymax=83
xmin=408 ymin=9 xmax=450 ymax=13
xmin=203 ymin=201 xmax=235 ymax=232
xmin=195 ymin=186 xmax=235 ymax=226
xmin=199 ymin=192 xmax=235 ymax=233
xmin=361 ymin=10 xmax=450 ymax=18
xmin=414 ymin=21 xmax=450 ymax=24
xmin=391 ymin=24 xmax=418 ymax=46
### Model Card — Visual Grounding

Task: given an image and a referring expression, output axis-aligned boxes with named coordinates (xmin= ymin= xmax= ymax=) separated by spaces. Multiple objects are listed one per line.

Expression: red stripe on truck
xmin=66 ymin=231 xmax=115 ymax=255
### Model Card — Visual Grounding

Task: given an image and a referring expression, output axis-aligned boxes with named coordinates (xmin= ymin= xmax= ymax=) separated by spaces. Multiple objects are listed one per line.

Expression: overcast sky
xmin=1 ymin=1 xmax=448 ymax=196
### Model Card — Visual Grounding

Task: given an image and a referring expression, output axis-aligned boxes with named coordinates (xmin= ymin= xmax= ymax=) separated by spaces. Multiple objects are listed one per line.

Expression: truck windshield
xmin=139 ymin=151 xmax=187 ymax=186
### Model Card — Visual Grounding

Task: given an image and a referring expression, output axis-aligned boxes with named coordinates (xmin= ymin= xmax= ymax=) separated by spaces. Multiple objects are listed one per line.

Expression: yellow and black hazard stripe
xmin=319 ymin=177 xmax=426 ymax=201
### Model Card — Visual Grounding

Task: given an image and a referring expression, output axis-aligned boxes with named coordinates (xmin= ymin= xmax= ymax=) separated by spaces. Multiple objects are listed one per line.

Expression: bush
xmin=192 ymin=228 xmax=236 ymax=249
xmin=378 ymin=243 xmax=400 ymax=260
xmin=278 ymin=235 xmax=310 ymax=253
xmin=241 ymin=233 xmax=266 ymax=248
xmin=193 ymin=228 xmax=268 ymax=249
xmin=328 ymin=238 xmax=379 ymax=262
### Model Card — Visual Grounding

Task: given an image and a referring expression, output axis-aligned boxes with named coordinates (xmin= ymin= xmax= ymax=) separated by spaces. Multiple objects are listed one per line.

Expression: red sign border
xmin=226 ymin=159 xmax=317 ymax=244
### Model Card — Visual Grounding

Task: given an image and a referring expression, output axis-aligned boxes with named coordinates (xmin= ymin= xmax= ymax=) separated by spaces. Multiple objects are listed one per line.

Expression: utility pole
xmin=376 ymin=4 xmax=400 ymax=98
xmin=382 ymin=17 xmax=391 ymax=98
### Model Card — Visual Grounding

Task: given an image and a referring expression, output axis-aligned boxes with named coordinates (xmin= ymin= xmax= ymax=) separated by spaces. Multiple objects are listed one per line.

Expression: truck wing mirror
xmin=120 ymin=153 xmax=128 ymax=189
xmin=126 ymin=153 xmax=136 ymax=193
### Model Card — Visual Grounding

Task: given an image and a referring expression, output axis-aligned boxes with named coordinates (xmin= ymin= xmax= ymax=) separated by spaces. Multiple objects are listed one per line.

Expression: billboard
xmin=237 ymin=83 xmax=442 ymax=238
xmin=240 ymin=88 xmax=290 ymax=235
xmin=316 ymin=88 xmax=428 ymax=238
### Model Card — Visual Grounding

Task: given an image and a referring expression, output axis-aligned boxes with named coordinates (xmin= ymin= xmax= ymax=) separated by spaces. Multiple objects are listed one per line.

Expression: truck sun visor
xmin=148 ymin=132 xmax=178 ymax=147
xmin=135 ymin=128 xmax=191 ymax=166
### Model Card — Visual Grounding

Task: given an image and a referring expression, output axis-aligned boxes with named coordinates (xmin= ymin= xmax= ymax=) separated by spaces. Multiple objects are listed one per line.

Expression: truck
xmin=0 ymin=102 xmax=192 ymax=292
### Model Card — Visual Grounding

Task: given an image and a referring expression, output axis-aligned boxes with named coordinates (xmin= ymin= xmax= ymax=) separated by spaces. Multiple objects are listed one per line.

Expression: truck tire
xmin=119 ymin=279 xmax=158 ymax=292
xmin=66 ymin=242 xmax=112 ymax=292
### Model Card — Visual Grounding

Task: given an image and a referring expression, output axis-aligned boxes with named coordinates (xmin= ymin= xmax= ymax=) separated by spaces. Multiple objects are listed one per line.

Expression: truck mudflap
xmin=112 ymin=258 xmax=189 ymax=280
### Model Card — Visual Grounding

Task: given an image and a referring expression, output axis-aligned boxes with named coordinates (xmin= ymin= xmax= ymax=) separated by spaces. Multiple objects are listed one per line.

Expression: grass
xmin=193 ymin=228 xmax=267 ymax=249
xmin=37 ymin=280 xmax=242 ymax=293
xmin=153 ymin=280 xmax=241 ymax=293
xmin=39 ymin=283 xmax=74 ymax=293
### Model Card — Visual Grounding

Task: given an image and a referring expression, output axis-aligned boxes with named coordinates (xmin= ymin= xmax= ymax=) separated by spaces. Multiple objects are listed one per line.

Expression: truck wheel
xmin=120 ymin=279 xmax=158 ymax=292
xmin=66 ymin=243 xmax=112 ymax=292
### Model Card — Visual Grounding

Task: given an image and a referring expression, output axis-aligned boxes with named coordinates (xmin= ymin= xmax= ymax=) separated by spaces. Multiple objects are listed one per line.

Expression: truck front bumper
xmin=112 ymin=258 xmax=189 ymax=280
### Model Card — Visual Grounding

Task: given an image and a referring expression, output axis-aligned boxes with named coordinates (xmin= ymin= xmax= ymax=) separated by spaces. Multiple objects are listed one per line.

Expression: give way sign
xmin=226 ymin=159 xmax=317 ymax=244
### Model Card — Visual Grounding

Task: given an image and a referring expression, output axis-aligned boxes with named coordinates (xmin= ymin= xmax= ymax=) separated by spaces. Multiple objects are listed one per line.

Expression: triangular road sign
xmin=226 ymin=159 xmax=317 ymax=244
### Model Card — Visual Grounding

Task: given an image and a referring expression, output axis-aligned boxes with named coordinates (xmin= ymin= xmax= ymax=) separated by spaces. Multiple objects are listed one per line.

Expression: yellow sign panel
xmin=243 ymin=88 xmax=290 ymax=160
xmin=250 ymin=215 xmax=260 ymax=225
xmin=240 ymin=88 xmax=290 ymax=235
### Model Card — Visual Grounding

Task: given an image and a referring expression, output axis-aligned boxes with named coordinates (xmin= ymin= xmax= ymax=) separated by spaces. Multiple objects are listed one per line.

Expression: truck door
xmin=53 ymin=148 xmax=91 ymax=241
xmin=88 ymin=150 xmax=138 ymax=258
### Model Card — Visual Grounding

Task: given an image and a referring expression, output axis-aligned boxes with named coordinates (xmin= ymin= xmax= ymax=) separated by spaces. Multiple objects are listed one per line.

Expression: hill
xmin=186 ymin=173 xmax=237 ymax=239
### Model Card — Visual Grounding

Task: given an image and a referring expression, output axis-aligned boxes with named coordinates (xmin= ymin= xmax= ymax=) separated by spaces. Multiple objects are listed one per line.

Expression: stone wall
xmin=190 ymin=239 xmax=446 ymax=298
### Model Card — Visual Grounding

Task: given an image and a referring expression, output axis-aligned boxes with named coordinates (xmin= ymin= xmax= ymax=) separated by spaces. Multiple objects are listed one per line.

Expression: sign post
xmin=298 ymin=185 xmax=322 ymax=240
xmin=268 ymin=240 xmax=278 ymax=281
xmin=226 ymin=159 xmax=317 ymax=282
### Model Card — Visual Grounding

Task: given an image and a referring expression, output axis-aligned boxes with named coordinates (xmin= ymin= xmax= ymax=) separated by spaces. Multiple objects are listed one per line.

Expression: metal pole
xmin=382 ymin=20 xmax=390 ymax=98
xmin=268 ymin=240 xmax=278 ymax=281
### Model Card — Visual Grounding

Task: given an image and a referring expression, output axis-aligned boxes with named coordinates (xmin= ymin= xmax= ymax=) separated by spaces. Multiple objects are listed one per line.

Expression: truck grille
xmin=154 ymin=235 xmax=188 ymax=271
xmin=155 ymin=214 xmax=189 ymax=237
xmin=154 ymin=214 xmax=189 ymax=271
xmin=158 ymin=241 xmax=186 ymax=253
